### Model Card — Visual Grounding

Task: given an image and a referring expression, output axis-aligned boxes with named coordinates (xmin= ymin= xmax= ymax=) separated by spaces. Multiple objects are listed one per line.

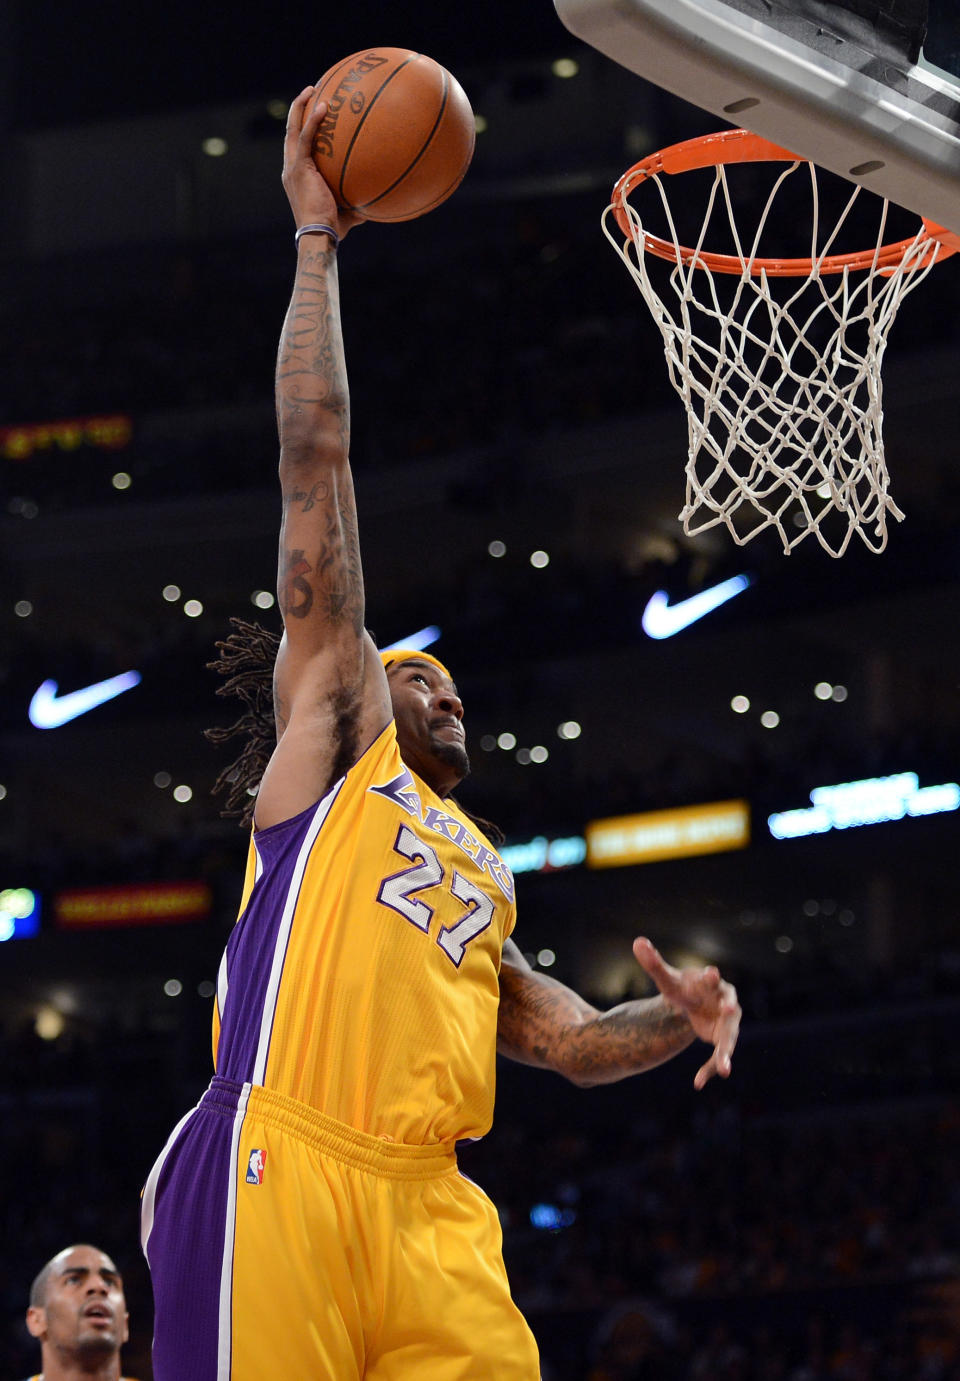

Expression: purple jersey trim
xmin=144 ymin=1082 xmax=243 ymax=1381
xmin=214 ymin=782 xmax=342 ymax=1083
xmin=214 ymin=723 xmax=395 ymax=1087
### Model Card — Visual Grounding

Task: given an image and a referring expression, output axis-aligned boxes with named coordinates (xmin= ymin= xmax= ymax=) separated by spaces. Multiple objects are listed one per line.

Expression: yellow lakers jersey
xmin=212 ymin=722 xmax=516 ymax=1145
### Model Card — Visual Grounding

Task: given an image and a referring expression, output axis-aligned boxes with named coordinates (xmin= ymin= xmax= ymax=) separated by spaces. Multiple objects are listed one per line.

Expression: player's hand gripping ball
xmin=309 ymin=48 xmax=476 ymax=222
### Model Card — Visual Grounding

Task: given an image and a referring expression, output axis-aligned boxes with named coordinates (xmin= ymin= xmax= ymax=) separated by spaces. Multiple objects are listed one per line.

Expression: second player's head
xmin=26 ymin=1243 xmax=129 ymax=1370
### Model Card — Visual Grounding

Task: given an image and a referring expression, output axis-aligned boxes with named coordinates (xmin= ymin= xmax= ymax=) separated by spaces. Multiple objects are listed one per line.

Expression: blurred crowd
xmin=486 ymin=1094 xmax=960 ymax=1379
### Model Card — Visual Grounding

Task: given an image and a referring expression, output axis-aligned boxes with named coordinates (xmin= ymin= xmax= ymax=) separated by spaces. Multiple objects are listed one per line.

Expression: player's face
xmin=28 ymin=1245 xmax=129 ymax=1362
xmin=388 ymin=660 xmax=470 ymax=795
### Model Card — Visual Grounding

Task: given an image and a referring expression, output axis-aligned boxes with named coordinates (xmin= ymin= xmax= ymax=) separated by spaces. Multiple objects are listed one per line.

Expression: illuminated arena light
xmin=380 ymin=625 xmax=441 ymax=653
xmin=500 ymin=835 xmax=587 ymax=875
xmin=529 ymin=1203 xmax=576 ymax=1231
xmin=35 ymin=1005 xmax=65 ymax=1040
xmin=768 ymin=772 xmax=960 ymax=839
xmin=54 ymin=881 xmax=212 ymax=929
xmin=588 ymin=800 xmax=749 ymax=867
xmin=0 ymin=887 xmax=40 ymax=941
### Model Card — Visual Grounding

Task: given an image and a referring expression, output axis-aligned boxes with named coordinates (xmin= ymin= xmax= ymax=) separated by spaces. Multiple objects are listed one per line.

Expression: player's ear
xmin=25 ymin=1305 xmax=47 ymax=1339
xmin=121 ymin=1309 xmax=130 ymax=1345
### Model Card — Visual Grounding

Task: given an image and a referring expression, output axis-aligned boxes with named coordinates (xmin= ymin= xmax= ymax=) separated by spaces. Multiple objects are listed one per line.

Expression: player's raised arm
xmin=256 ymin=87 xmax=390 ymax=829
xmin=497 ymin=937 xmax=740 ymax=1090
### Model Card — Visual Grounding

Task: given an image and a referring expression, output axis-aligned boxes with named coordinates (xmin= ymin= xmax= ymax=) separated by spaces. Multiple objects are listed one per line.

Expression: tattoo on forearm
xmin=498 ymin=967 xmax=693 ymax=1084
xmin=569 ymin=1004 xmax=692 ymax=1083
xmin=275 ymin=253 xmax=350 ymax=445
xmin=275 ymin=246 xmax=365 ymax=635
xmin=289 ymin=481 xmax=328 ymax=513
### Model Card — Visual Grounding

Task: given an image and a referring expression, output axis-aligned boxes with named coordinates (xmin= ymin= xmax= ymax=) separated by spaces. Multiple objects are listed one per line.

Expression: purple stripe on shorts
xmin=214 ymin=800 xmax=322 ymax=1082
xmin=146 ymin=1081 xmax=244 ymax=1381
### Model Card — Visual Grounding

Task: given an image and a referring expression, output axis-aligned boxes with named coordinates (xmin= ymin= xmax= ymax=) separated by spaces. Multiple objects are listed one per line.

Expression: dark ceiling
xmin=7 ymin=0 xmax=567 ymax=130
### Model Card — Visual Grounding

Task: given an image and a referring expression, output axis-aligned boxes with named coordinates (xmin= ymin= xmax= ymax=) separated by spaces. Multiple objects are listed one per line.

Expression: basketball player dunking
xmin=140 ymin=87 xmax=741 ymax=1381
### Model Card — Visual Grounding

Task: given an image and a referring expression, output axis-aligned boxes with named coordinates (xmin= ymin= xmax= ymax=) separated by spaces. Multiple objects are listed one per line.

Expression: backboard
xmin=553 ymin=0 xmax=960 ymax=232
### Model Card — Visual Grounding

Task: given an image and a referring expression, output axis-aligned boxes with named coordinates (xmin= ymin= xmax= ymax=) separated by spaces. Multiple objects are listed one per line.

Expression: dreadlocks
xmin=205 ymin=618 xmax=504 ymax=845
xmin=205 ymin=618 xmax=281 ymax=826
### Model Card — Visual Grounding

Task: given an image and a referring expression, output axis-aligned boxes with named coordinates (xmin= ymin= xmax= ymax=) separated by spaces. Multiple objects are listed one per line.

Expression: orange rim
xmin=611 ymin=128 xmax=958 ymax=276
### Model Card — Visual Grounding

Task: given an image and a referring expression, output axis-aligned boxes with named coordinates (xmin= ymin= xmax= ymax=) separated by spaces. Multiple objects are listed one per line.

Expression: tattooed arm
xmin=255 ymin=86 xmax=391 ymax=830
xmin=497 ymin=936 xmax=741 ymax=1090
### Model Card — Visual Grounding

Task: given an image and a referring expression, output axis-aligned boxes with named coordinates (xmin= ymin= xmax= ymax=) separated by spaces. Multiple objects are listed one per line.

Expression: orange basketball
xmin=310 ymin=48 xmax=476 ymax=222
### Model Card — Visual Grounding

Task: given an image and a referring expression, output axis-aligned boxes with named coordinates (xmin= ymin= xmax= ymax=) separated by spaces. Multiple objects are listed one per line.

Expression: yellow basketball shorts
xmin=142 ymin=1076 xmax=541 ymax=1380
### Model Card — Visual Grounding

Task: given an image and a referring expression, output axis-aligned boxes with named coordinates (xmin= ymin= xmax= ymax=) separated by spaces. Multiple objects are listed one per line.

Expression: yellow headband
xmin=379 ymin=648 xmax=453 ymax=680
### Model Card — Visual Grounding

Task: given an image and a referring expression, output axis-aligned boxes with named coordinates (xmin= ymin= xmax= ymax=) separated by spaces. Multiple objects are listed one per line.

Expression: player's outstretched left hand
xmin=282 ymin=86 xmax=364 ymax=239
xmin=632 ymin=936 xmax=741 ymax=1091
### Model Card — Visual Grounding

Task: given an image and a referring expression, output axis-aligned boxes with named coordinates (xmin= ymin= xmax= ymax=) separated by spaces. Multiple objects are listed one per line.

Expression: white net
xmin=604 ymin=155 xmax=942 ymax=555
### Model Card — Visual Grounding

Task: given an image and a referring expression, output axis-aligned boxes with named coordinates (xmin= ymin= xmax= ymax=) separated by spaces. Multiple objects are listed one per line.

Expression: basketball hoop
xmin=605 ymin=129 xmax=958 ymax=555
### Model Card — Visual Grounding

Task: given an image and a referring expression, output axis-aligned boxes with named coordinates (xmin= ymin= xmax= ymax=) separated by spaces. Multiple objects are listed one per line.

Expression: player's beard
xmin=430 ymin=736 xmax=470 ymax=783
xmin=76 ymin=1330 xmax=119 ymax=1362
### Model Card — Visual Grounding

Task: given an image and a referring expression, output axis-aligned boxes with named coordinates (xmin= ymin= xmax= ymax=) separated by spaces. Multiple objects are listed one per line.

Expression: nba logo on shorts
xmin=245 ymin=1148 xmax=266 ymax=1185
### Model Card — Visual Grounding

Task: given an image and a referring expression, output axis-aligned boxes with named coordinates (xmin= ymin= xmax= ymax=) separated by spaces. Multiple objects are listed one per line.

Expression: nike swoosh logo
xmin=642 ymin=575 xmax=752 ymax=639
xmin=29 ymin=671 xmax=142 ymax=728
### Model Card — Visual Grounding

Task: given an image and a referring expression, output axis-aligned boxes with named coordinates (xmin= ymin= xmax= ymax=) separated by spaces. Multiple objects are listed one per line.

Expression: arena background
xmin=1 ymin=2 xmax=959 ymax=1377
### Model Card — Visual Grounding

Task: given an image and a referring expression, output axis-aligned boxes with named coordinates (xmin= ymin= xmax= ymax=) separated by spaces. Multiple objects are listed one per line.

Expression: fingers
xmin=716 ymin=1000 xmax=740 ymax=1072
xmin=693 ymin=1041 xmax=731 ymax=1090
xmin=282 ymin=84 xmax=345 ymax=230
xmin=285 ymin=85 xmax=316 ymax=145
xmin=683 ymin=965 xmax=721 ymax=1008
xmin=283 ymin=87 xmax=329 ymax=167
xmin=634 ymin=937 xmax=742 ymax=1091
xmin=299 ymin=95 xmax=329 ymax=147
xmin=634 ymin=937 xmax=722 ymax=1012
xmin=694 ymin=1056 xmax=715 ymax=1091
xmin=694 ymin=983 xmax=741 ymax=1090
xmin=286 ymin=85 xmax=315 ymax=124
xmin=632 ymin=936 xmax=679 ymax=992
xmin=693 ymin=1052 xmax=730 ymax=1090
